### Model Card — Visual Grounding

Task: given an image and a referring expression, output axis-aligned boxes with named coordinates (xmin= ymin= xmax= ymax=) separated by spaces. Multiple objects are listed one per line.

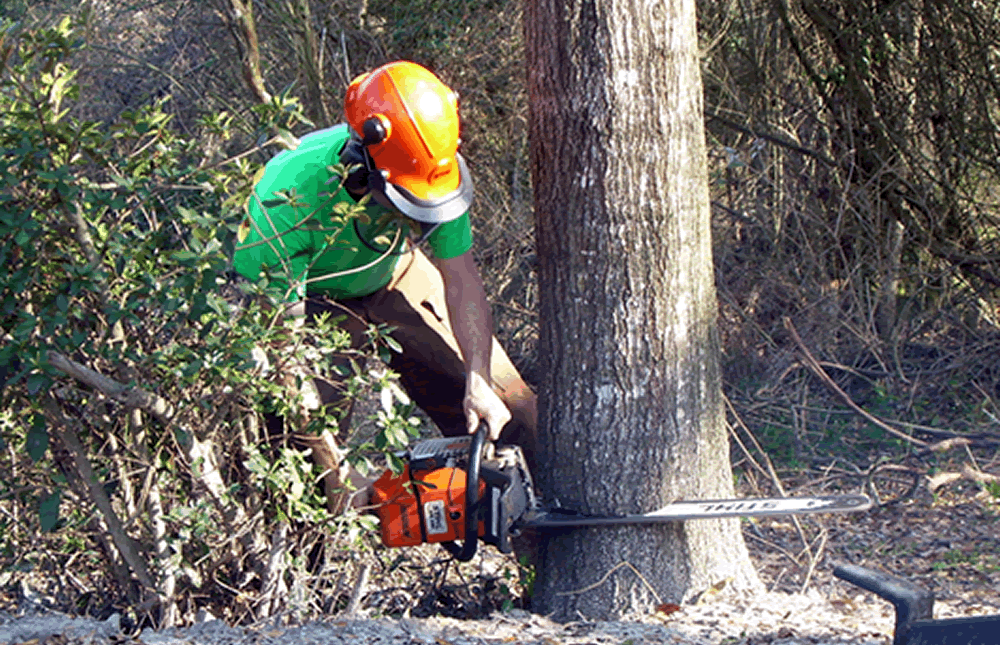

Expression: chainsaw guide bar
xmin=523 ymin=493 xmax=873 ymax=528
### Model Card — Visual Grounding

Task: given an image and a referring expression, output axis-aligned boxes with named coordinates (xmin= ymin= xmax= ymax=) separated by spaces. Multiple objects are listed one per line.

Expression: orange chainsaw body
xmin=372 ymin=463 xmax=485 ymax=548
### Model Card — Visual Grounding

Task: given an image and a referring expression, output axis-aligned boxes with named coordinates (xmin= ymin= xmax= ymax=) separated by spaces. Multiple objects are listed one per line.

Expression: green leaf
xmin=14 ymin=230 xmax=33 ymax=247
xmin=25 ymin=372 xmax=49 ymax=396
xmin=391 ymin=424 xmax=408 ymax=447
xmin=12 ymin=314 xmax=35 ymax=342
xmin=25 ymin=415 xmax=49 ymax=463
xmin=383 ymin=334 xmax=403 ymax=354
xmin=357 ymin=515 xmax=379 ymax=532
xmin=39 ymin=490 xmax=61 ymax=532
xmin=387 ymin=452 xmax=405 ymax=474
xmin=251 ymin=164 xmax=266 ymax=187
xmin=181 ymin=359 xmax=203 ymax=379
xmin=188 ymin=292 xmax=208 ymax=321
xmin=275 ymin=129 xmax=300 ymax=151
xmin=198 ymin=318 xmax=216 ymax=341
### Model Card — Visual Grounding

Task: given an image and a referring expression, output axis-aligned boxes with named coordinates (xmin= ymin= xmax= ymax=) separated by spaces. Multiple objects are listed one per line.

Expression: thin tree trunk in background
xmin=525 ymin=0 xmax=760 ymax=620
xmin=221 ymin=0 xmax=272 ymax=104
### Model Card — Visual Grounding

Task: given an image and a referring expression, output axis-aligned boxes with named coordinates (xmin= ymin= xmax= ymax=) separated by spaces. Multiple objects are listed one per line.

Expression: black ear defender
xmin=362 ymin=117 xmax=387 ymax=146
xmin=340 ymin=116 xmax=393 ymax=207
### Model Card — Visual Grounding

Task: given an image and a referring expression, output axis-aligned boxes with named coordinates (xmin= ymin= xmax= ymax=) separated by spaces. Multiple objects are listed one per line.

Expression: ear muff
xmin=362 ymin=116 xmax=389 ymax=146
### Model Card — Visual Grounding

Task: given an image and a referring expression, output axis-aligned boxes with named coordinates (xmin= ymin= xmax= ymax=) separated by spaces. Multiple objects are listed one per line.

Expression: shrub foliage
xmin=0 ymin=15 xmax=417 ymax=626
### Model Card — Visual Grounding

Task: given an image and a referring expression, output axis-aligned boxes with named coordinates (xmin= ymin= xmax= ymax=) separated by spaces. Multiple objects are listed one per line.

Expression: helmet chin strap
xmin=340 ymin=131 xmax=394 ymax=209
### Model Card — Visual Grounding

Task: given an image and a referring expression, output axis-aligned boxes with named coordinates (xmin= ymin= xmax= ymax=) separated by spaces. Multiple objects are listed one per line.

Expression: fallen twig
xmin=927 ymin=463 xmax=1000 ymax=493
xmin=799 ymin=527 xmax=828 ymax=594
xmin=914 ymin=437 xmax=972 ymax=458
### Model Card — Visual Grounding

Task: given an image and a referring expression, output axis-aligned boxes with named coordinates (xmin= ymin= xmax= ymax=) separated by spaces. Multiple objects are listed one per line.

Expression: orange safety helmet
xmin=343 ymin=61 xmax=474 ymax=223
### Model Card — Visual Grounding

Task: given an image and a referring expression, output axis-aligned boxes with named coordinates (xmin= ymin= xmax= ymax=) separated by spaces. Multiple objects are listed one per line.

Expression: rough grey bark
xmin=525 ymin=0 xmax=761 ymax=620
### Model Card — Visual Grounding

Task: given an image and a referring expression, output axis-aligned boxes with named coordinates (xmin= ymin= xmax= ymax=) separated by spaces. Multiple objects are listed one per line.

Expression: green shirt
xmin=233 ymin=125 xmax=473 ymax=300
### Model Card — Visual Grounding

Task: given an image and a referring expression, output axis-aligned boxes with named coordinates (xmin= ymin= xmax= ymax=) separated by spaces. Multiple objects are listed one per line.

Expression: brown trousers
xmin=297 ymin=248 xmax=537 ymax=510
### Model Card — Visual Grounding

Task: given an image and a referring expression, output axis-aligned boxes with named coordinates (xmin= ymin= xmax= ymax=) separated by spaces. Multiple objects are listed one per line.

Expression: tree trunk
xmin=525 ymin=0 xmax=760 ymax=620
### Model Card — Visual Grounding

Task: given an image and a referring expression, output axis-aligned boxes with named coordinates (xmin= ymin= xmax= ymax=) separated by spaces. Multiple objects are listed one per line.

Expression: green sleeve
xmin=425 ymin=213 xmax=473 ymax=259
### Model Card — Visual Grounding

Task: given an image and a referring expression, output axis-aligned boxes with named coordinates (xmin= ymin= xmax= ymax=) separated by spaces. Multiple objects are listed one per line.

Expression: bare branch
xmin=42 ymin=393 xmax=156 ymax=591
xmin=47 ymin=350 xmax=175 ymax=422
xmin=706 ymin=112 xmax=836 ymax=167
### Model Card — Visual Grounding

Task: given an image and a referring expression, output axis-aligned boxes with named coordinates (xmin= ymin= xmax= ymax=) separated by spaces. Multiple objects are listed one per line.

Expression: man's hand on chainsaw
xmin=464 ymin=371 xmax=510 ymax=440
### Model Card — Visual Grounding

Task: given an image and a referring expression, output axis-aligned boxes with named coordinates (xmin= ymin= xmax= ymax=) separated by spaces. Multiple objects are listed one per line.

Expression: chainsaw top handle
xmin=442 ymin=423 xmax=487 ymax=562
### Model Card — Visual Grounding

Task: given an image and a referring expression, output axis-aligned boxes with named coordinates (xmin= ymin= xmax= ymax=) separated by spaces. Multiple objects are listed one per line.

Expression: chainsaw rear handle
xmin=442 ymin=423 xmax=487 ymax=562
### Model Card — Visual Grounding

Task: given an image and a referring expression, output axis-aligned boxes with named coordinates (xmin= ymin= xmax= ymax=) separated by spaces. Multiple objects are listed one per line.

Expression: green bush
xmin=0 ymin=16 xmax=416 ymax=625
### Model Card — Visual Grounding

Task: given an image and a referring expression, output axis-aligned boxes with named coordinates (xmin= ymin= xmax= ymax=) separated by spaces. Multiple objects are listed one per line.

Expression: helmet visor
xmin=368 ymin=152 xmax=474 ymax=223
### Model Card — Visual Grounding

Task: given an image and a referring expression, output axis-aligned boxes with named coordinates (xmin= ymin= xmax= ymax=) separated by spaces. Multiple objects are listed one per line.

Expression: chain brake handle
xmin=442 ymin=423 xmax=488 ymax=562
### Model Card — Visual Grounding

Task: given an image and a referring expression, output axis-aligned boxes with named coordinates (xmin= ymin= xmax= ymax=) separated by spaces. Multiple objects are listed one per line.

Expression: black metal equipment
xmin=834 ymin=563 xmax=1000 ymax=645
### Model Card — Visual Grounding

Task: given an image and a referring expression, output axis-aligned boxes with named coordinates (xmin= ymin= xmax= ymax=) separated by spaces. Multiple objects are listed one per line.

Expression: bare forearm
xmin=441 ymin=257 xmax=493 ymax=380
xmin=435 ymin=251 xmax=511 ymax=437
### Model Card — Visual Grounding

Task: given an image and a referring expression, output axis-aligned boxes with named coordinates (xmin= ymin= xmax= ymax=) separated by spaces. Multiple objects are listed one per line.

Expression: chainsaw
xmin=371 ymin=425 xmax=872 ymax=562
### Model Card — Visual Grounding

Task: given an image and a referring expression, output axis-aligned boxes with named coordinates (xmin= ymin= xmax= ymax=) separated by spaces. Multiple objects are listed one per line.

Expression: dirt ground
xmin=2 ymin=463 xmax=998 ymax=645
xmin=748 ymin=477 xmax=1000 ymax=609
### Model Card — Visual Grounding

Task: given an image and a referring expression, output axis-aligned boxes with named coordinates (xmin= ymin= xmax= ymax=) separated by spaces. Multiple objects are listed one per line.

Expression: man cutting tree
xmin=233 ymin=61 xmax=537 ymax=512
